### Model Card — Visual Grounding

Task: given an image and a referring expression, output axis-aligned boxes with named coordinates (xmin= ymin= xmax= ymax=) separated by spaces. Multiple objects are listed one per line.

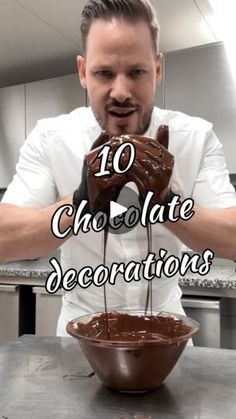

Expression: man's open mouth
xmin=109 ymin=109 xmax=136 ymax=118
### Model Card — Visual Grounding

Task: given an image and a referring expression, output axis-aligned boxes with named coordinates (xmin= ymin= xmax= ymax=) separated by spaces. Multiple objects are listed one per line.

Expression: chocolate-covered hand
xmin=83 ymin=125 xmax=174 ymax=216
xmin=72 ymin=131 xmax=112 ymax=211
xmin=156 ymin=124 xmax=169 ymax=149
xmin=126 ymin=125 xmax=174 ymax=206
xmin=85 ymin=136 xmax=129 ymax=214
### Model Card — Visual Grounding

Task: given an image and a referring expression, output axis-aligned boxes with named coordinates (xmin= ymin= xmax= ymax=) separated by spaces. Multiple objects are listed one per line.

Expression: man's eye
xmin=96 ymin=71 xmax=113 ymax=79
xmin=130 ymin=69 xmax=146 ymax=78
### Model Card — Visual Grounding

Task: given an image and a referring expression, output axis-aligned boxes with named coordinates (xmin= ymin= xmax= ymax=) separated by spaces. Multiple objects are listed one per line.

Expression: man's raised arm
xmin=0 ymin=196 xmax=73 ymax=263
xmin=166 ymin=204 xmax=236 ymax=260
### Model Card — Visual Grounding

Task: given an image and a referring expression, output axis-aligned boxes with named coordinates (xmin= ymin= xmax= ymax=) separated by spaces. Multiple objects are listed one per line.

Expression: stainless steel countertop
xmin=0 ymin=250 xmax=60 ymax=280
xmin=0 ymin=335 xmax=236 ymax=418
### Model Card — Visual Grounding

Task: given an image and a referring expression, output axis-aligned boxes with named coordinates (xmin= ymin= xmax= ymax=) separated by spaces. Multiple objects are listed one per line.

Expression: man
xmin=0 ymin=0 xmax=236 ymax=336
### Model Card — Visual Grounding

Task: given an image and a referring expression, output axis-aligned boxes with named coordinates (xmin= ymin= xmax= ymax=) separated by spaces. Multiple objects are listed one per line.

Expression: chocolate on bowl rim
xmin=66 ymin=310 xmax=199 ymax=347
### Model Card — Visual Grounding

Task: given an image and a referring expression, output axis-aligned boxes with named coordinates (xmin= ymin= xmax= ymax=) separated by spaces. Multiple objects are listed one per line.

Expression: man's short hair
xmin=81 ymin=0 xmax=160 ymax=55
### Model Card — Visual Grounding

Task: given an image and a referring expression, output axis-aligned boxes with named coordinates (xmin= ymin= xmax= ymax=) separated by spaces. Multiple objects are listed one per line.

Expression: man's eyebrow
xmin=90 ymin=65 xmax=112 ymax=70
xmin=89 ymin=63 xmax=149 ymax=73
xmin=127 ymin=63 xmax=148 ymax=69
xmin=91 ymin=62 xmax=147 ymax=68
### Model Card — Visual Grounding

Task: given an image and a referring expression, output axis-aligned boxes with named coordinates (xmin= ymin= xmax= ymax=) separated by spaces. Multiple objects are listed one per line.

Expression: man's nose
xmin=110 ymin=75 xmax=132 ymax=102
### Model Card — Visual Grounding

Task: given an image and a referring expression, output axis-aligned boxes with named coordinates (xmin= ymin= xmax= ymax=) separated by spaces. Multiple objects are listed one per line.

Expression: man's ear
xmin=156 ymin=53 xmax=162 ymax=86
xmin=77 ymin=55 xmax=87 ymax=89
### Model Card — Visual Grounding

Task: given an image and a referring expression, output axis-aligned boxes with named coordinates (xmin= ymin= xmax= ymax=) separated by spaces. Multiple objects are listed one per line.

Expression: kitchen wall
xmin=0 ymin=84 xmax=25 ymax=187
xmin=0 ymin=41 xmax=236 ymax=189
xmin=164 ymin=42 xmax=236 ymax=173
xmin=0 ymin=73 xmax=163 ymax=189
xmin=0 ymin=74 xmax=86 ymax=188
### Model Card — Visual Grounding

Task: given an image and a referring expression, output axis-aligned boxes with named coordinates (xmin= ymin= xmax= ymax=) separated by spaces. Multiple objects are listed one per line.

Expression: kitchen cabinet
xmin=182 ymin=296 xmax=221 ymax=347
xmin=0 ymin=284 xmax=19 ymax=345
xmin=33 ymin=286 xmax=62 ymax=336
xmin=221 ymin=298 xmax=236 ymax=349
xmin=0 ymin=282 xmax=35 ymax=346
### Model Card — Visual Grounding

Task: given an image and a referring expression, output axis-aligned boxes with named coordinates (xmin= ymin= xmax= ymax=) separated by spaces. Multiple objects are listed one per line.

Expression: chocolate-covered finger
xmin=134 ymin=149 xmax=166 ymax=176
xmin=91 ymin=131 xmax=112 ymax=151
xmin=128 ymin=161 xmax=151 ymax=196
xmin=156 ymin=124 xmax=169 ymax=150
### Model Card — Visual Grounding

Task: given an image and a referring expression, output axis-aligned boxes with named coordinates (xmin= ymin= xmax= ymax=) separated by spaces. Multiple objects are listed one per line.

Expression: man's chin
xmin=94 ymin=108 xmax=152 ymax=136
xmin=106 ymin=122 xmax=144 ymax=137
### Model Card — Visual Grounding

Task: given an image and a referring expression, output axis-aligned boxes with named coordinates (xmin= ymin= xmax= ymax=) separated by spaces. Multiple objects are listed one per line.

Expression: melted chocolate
xmin=73 ymin=311 xmax=192 ymax=343
xmin=67 ymin=126 xmax=196 ymax=392
xmin=145 ymin=222 xmax=153 ymax=316
xmin=66 ymin=311 xmax=193 ymax=391
xmin=103 ymin=227 xmax=110 ymax=339
xmin=85 ymin=126 xmax=174 ymax=214
xmin=156 ymin=124 xmax=169 ymax=149
xmin=85 ymin=125 xmax=174 ymax=337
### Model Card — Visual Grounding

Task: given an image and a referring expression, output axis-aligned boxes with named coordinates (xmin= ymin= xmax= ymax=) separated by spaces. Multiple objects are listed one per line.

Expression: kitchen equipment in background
xmin=33 ymin=286 xmax=62 ymax=336
xmin=0 ymin=284 xmax=19 ymax=345
xmin=0 ymin=284 xmax=35 ymax=346
xmin=221 ymin=297 xmax=236 ymax=349
xmin=182 ymin=296 xmax=221 ymax=348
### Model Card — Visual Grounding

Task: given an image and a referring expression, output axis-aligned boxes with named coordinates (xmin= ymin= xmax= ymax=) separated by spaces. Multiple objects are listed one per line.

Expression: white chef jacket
xmin=2 ymin=107 xmax=236 ymax=336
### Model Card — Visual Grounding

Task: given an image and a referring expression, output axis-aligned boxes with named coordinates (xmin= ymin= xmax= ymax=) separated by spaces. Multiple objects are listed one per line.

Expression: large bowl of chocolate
xmin=66 ymin=310 xmax=199 ymax=392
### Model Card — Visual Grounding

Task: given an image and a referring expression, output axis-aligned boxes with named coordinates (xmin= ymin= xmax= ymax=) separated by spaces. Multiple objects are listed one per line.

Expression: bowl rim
xmin=66 ymin=309 xmax=200 ymax=347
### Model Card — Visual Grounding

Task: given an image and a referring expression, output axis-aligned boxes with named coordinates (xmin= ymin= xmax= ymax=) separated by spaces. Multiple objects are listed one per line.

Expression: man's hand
xmin=125 ymin=127 xmax=174 ymax=207
xmin=72 ymin=131 xmax=112 ymax=212
xmin=83 ymin=125 xmax=174 ymax=215
xmin=85 ymin=136 xmax=129 ymax=214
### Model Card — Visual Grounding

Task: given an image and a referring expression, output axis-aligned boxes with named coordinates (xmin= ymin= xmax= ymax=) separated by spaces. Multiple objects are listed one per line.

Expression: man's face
xmin=77 ymin=18 xmax=162 ymax=136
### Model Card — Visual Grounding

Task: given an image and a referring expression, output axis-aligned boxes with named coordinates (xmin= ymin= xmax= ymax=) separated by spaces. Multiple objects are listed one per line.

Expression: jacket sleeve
xmin=1 ymin=124 xmax=57 ymax=208
xmin=192 ymin=128 xmax=236 ymax=208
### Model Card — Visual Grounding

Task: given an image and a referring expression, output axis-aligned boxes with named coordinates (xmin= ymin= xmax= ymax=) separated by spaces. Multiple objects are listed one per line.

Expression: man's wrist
xmin=72 ymin=188 xmax=81 ymax=210
xmin=162 ymin=189 xmax=176 ymax=221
